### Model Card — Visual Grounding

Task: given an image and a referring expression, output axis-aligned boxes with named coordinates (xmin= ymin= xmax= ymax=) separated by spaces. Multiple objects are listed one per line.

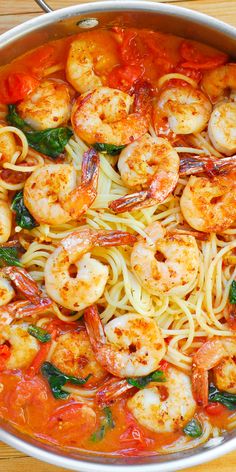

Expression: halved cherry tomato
xmin=47 ymin=402 xmax=96 ymax=445
xmin=108 ymin=64 xmax=143 ymax=92
xmin=205 ymin=402 xmax=226 ymax=416
xmin=0 ymin=344 xmax=11 ymax=372
xmin=180 ymin=40 xmax=228 ymax=70
xmin=158 ymin=359 xmax=170 ymax=372
xmin=0 ymin=72 xmax=39 ymax=104
xmin=6 ymin=376 xmax=48 ymax=424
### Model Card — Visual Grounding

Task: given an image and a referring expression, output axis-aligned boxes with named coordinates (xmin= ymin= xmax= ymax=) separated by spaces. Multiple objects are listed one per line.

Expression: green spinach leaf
xmin=11 ymin=190 xmax=38 ymax=229
xmin=0 ymin=246 xmax=22 ymax=267
xmin=7 ymin=105 xmax=72 ymax=158
xmin=209 ymin=383 xmax=236 ymax=410
xmin=93 ymin=143 xmax=125 ymax=156
xmin=127 ymin=370 xmax=166 ymax=389
xmin=41 ymin=361 xmax=91 ymax=399
xmin=229 ymin=280 xmax=236 ymax=304
xmin=28 ymin=325 xmax=51 ymax=343
xmin=91 ymin=407 xmax=115 ymax=442
xmin=183 ymin=418 xmax=202 ymax=438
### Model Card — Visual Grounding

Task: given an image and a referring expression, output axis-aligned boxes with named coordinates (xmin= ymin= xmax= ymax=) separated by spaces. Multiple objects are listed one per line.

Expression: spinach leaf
xmin=28 ymin=325 xmax=51 ymax=343
xmin=11 ymin=190 xmax=38 ymax=229
xmin=183 ymin=418 xmax=202 ymax=438
xmin=7 ymin=105 xmax=72 ymax=158
xmin=127 ymin=370 xmax=166 ymax=389
xmin=93 ymin=143 xmax=125 ymax=156
xmin=209 ymin=383 xmax=236 ymax=410
xmin=0 ymin=246 xmax=22 ymax=267
xmin=41 ymin=361 xmax=91 ymax=399
xmin=91 ymin=407 xmax=115 ymax=442
xmin=229 ymin=280 xmax=236 ymax=304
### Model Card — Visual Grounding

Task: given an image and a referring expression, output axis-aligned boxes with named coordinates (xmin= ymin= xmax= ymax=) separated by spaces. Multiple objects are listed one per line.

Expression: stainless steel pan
xmin=0 ymin=1 xmax=236 ymax=470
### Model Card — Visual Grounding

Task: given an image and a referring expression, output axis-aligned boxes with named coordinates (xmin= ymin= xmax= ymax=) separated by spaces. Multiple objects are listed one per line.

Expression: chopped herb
xmin=91 ymin=407 xmax=115 ymax=442
xmin=28 ymin=325 xmax=51 ymax=343
xmin=41 ymin=361 xmax=91 ymax=399
xmin=93 ymin=143 xmax=125 ymax=155
xmin=11 ymin=190 xmax=38 ymax=229
xmin=209 ymin=383 xmax=236 ymax=410
xmin=0 ymin=246 xmax=22 ymax=267
xmin=7 ymin=105 xmax=72 ymax=158
xmin=229 ymin=280 xmax=236 ymax=304
xmin=127 ymin=370 xmax=166 ymax=389
xmin=183 ymin=418 xmax=202 ymax=438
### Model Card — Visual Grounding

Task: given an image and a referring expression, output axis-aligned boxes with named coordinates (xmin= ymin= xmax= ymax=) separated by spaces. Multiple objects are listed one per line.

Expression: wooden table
xmin=0 ymin=0 xmax=236 ymax=471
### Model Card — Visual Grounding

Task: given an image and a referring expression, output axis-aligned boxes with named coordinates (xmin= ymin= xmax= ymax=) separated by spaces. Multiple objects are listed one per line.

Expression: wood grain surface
xmin=0 ymin=1 xmax=236 ymax=471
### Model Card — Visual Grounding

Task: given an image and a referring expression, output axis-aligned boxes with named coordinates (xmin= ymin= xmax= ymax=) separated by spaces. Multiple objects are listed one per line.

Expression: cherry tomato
xmin=47 ymin=402 xmax=96 ymax=446
xmin=205 ymin=402 xmax=226 ymax=416
xmin=158 ymin=360 xmax=170 ymax=372
xmin=6 ymin=377 xmax=48 ymax=424
xmin=108 ymin=64 xmax=143 ymax=92
xmin=0 ymin=344 xmax=11 ymax=372
xmin=180 ymin=40 xmax=228 ymax=70
xmin=0 ymin=72 xmax=39 ymax=104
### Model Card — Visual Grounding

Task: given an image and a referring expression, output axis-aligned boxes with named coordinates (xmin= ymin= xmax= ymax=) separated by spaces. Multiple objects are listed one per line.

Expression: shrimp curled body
xmin=109 ymin=134 xmax=179 ymax=213
xmin=44 ymin=228 xmax=137 ymax=311
xmin=192 ymin=337 xmax=236 ymax=407
xmin=84 ymin=305 xmax=166 ymax=378
xmin=17 ymin=79 xmax=72 ymax=131
xmin=24 ymin=149 xmax=99 ymax=225
xmin=180 ymin=173 xmax=236 ymax=233
xmin=71 ymin=86 xmax=150 ymax=146
xmin=154 ymin=85 xmax=212 ymax=135
xmin=131 ymin=222 xmax=199 ymax=296
xmin=128 ymin=367 xmax=196 ymax=433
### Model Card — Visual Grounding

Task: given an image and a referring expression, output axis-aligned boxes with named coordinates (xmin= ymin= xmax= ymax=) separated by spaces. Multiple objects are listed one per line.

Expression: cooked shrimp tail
xmin=180 ymin=155 xmax=236 ymax=177
xmin=109 ymin=169 xmax=178 ymax=213
xmin=4 ymin=266 xmax=42 ymax=303
xmin=96 ymin=377 xmax=133 ymax=406
xmin=192 ymin=337 xmax=236 ymax=406
xmin=93 ymin=230 xmax=137 ymax=247
xmin=62 ymin=148 xmax=99 ymax=219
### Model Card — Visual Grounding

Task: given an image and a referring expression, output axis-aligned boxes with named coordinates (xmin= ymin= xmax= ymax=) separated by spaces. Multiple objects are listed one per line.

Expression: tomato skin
xmin=205 ymin=402 xmax=226 ymax=416
xmin=0 ymin=72 xmax=39 ymax=104
xmin=108 ymin=64 xmax=143 ymax=92
xmin=180 ymin=40 xmax=228 ymax=70
xmin=0 ymin=344 xmax=11 ymax=372
xmin=158 ymin=360 xmax=170 ymax=372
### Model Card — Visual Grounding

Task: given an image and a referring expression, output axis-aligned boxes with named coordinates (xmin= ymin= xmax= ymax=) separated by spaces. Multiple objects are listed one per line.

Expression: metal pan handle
xmin=34 ymin=0 xmax=53 ymax=13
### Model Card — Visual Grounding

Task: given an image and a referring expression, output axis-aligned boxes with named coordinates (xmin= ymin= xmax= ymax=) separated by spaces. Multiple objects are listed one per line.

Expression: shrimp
xmin=128 ymin=367 xmax=196 ymax=433
xmin=180 ymin=172 xmax=236 ymax=233
xmin=109 ymin=133 xmax=179 ymax=213
xmin=44 ymin=228 xmax=137 ymax=311
xmin=0 ymin=267 xmax=53 ymax=326
xmin=131 ymin=221 xmax=199 ymax=296
xmin=71 ymin=83 xmax=151 ymax=146
xmin=0 ymin=276 xmax=15 ymax=306
xmin=192 ymin=337 xmax=236 ymax=407
xmin=50 ymin=329 xmax=107 ymax=387
xmin=201 ymin=63 xmax=236 ymax=103
xmin=0 ymin=124 xmax=16 ymax=163
xmin=179 ymin=154 xmax=236 ymax=177
xmin=66 ymin=31 xmax=119 ymax=94
xmin=0 ymin=324 xmax=39 ymax=369
xmin=84 ymin=305 xmax=166 ymax=377
xmin=0 ymin=200 xmax=12 ymax=244
xmin=208 ymin=102 xmax=236 ymax=156
xmin=154 ymin=85 xmax=212 ymax=135
xmin=24 ymin=148 xmax=99 ymax=225
xmin=17 ymin=79 xmax=72 ymax=131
